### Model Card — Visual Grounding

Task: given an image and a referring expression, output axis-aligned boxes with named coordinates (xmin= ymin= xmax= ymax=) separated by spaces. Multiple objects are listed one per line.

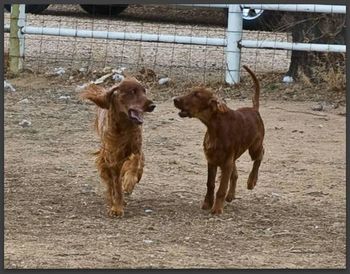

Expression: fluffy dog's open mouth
xmin=128 ymin=109 xmax=144 ymax=125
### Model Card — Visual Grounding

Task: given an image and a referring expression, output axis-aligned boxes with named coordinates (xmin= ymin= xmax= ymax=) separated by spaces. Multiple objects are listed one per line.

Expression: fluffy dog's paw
xmin=108 ymin=206 xmax=124 ymax=218
xmin=122 ymin=175 xmax=138 ymax=195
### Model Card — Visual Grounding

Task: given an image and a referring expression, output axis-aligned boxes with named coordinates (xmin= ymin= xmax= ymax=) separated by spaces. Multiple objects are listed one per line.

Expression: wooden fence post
xmin=9 ymin=4 xmax=26 ymax=75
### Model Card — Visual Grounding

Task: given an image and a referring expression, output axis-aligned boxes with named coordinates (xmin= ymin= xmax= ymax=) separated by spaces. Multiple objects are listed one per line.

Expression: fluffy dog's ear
xmin=80 ymin=84 xmax=116 ymax=109
xmin=209 ymin=97 xmax=228 ymax=113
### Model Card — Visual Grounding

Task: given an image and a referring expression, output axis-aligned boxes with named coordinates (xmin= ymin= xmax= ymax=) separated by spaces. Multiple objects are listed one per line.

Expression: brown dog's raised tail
xmin=242 ymin=65 xmax=260 ymax=111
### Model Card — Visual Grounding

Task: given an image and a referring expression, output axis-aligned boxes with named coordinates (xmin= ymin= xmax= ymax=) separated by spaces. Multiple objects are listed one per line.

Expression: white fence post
xmin=9 ymin=4 xmax=26 ymax=74
xmin=225 ymin=5 xmax=243 ymax=84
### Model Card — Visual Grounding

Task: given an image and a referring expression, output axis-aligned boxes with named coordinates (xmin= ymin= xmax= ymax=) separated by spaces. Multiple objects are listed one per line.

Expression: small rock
xmin=112 ymin=73 xmax=124 ymax=82
xmin=282 ymin=76 xmax=294 ymax=83
xmin=4 ymin=80 xmax=16 ymax=92
xmin=184 ymin=237 xmax=190 ymax=240
xmin=271 ymin=192 xmax=281 ymax=197
xmin=69 ymin=76 xmax=74 ymax=80
xmin=158 ymin=77 xmax=170 ymax=85
xmin=113 ymin=67 xmax=127 ymax=74
xmin=59 ymin=95 xmax=71 ymax=100
xmin=19 ymin=119 xmax=31 ymax=127
xmin=144 ymin=209 xmax=153 ymax=213
xmin=143 ymin=239 xmax=153 ymax=244
xmin=54 ymin=67 xmax=65 ymax=76
xmin=79 ymin=67 xmax=87 ymax=73
xmin=274 ymin=126 xmax=283 ymax=130
xmin=318 ymin=124 xmax=323 ymax=128
xmin=292 ymin=129 xmax=298 ymax=133
xmin=311 ymin=103 xmax=324 ymax=111
xmin=75 ymin=83 xmax=89 ymax=92
xmin=18 ymin=98 xmax=29 ymax=104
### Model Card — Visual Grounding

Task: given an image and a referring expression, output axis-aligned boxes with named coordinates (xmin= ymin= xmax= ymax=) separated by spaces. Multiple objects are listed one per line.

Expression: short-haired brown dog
xmin=173 ymin=65 xmax=265 ymax=214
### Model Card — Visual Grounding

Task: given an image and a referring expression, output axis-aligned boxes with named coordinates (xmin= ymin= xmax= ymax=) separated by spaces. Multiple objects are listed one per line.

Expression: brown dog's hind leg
xmin=121 ymin=153 xmax=144 ymax=195
xmin=247 ymin=145 xmax=264 ymax=190
xmin=225 ymin=163 xmax=238 ymax=202
xmin=201 ymin=163 xmax=217 ymax=210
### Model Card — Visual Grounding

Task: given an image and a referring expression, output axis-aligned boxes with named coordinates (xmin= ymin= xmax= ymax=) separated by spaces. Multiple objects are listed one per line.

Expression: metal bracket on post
xmin=9 ymin=4 xmax=26 ymax=75
xmin=225 ymin=5 xmax=243 ymax=84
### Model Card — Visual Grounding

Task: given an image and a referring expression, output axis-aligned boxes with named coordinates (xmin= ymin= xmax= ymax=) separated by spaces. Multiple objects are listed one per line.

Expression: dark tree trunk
xmin=281 ymin=12 xmax=345 ymax=84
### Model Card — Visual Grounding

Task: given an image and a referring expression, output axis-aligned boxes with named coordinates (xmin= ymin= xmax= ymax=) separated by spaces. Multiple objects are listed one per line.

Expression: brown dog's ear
xmin=209 ymin=97 xmax=228 ymax=113
xmin=80 ymin=83 xmax=116 ymax=109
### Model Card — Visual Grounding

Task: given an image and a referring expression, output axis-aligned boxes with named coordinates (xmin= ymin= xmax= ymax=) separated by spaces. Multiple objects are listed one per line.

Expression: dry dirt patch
xmin=4 ymin=75 xmax=346 ymax=268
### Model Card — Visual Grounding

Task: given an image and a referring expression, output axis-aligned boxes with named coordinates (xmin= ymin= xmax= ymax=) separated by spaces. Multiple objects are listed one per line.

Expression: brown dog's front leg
xmin=211 ymin=162 xmax=233 ymax=214
xmin=201 ymin=163 xmax=217 ymax=210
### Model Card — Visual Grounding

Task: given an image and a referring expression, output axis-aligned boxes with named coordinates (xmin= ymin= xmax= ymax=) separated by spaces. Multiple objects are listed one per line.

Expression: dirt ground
xmin=4 ymin=72 xmax=346 ymax=269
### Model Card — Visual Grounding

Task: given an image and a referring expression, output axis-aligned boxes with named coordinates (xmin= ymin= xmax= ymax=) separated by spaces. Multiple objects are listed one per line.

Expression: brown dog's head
xmin=173 ymin=87 xmax=228 ymax=120
xmin=81 ymin=77 xmax=155 ymax=125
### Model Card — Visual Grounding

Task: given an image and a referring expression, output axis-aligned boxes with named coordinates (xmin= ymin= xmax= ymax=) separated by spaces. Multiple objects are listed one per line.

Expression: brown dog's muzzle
xmin=173 ymin=96 xmax=190 ymax=118
xmin=145 ymin=100 xmax=156 ymax=112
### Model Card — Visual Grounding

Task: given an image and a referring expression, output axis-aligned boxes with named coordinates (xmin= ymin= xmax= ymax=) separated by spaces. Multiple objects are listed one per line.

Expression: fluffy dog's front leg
xmin=121 ymin=153 xmax=144 ymax=195
xmin=109 ymin=176 xmax=124 ymax=217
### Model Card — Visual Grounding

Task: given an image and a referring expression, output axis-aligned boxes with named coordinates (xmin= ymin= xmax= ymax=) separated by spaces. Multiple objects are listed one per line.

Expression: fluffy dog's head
xmin=81 ymin=77 xmax=155 ymax=125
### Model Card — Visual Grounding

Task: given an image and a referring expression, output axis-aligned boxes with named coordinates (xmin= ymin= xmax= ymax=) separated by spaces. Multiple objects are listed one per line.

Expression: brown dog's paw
xmin=247 ymin=179 xmax=257 ymax=190
xmin=201 ymin=200 xmax=213 ymax=210
xmin=225 ymin=193 xmax=235 ymax=202
xmin=108 ymin=206 xmax=124 ymax=218
xmin=210 ymin=206 xmax=223 ymax=215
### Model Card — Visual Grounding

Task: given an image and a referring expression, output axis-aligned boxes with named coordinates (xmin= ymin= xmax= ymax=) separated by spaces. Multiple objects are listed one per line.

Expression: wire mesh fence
xmin=4 ymin=4 xmax=293 ymax=82
xmin=3 ymin=4 xmax=345 ymax=84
